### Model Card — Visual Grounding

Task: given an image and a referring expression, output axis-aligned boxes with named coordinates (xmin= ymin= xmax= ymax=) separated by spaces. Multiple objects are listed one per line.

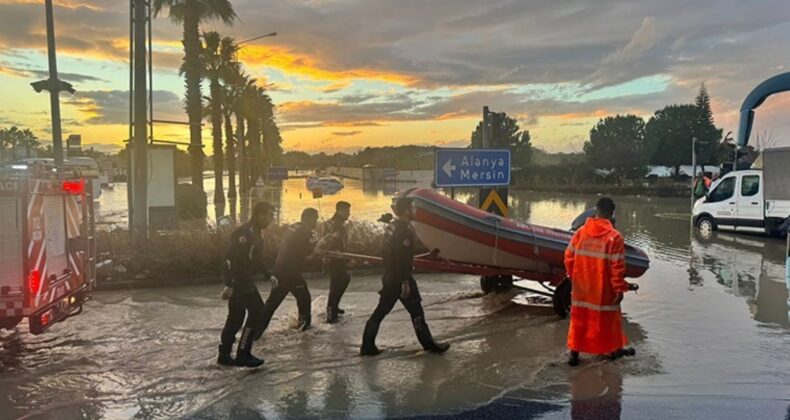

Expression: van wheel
xmin=696 ymin=216 xmax=716 ymax=240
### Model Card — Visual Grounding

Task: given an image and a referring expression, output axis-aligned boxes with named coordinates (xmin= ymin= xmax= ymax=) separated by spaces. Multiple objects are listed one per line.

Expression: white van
xmin=693 ymin=148 xmax=790 ymax=236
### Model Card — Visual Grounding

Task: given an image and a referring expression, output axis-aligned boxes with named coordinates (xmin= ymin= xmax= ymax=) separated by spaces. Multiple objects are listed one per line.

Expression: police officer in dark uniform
xmin=218 ymin=201 xmax=274 ymax=368
xmin=360 ymin=198 xmax=450 ymax=356
xmin=319 ymin=201 xmax=352 ymax=323
xmin=257 ymin=208 xmax=319 ymax=339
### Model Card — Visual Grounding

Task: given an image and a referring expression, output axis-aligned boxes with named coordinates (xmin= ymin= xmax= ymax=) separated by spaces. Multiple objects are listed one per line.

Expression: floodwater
xmin=2 ymin=183 xmax=789 ymax=419
xmin=95 ymin=174 xmax=423 ymax=228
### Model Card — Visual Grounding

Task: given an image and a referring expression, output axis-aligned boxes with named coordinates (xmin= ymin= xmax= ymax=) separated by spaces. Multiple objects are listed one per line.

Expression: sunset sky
xmin=1 ymin=0 xmax=789 ymax=156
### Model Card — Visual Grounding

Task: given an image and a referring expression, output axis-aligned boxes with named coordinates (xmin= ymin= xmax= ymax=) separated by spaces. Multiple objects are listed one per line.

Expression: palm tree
xmin=257 ymin=93 xmax=281 ymax=170
xmin=0 ymin=128 xmax=9 ymax=162
xmin=219 ymin=37 xmax=241 ymax=199
xmin=19 ymin=129 xmax=40 ymax=158
xmin=152 ymin=0 xmax=236 ymax=191
xmin=237 ymin=77 xmax=259 ymax=192
xmin=240 ymin=84 xmax=261 ymax=189
xmin=2 ymin=126 xmax=21 ymax=162
xmin=202 ymin=31 xmax=225 ymax=204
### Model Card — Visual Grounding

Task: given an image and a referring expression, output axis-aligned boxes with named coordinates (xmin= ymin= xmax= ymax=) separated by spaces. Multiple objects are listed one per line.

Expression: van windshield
xmin=708 ymin=177 xmax=735 ymax=203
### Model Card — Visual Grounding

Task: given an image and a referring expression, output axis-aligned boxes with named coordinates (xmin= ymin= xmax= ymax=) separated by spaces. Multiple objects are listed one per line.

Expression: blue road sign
xmin=434 ymin=148 xmax=511 ymax=187
xmin=267 ymin=166 xmax=288 ymax=181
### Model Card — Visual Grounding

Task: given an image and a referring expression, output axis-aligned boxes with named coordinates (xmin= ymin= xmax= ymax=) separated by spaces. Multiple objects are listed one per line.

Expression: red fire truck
xmin=0 ymin=164 xmax=96 ymax=334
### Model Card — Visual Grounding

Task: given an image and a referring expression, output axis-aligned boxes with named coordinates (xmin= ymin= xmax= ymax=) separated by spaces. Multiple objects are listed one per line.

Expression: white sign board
xmin=147 ymin=147 xmax=176 ymax=207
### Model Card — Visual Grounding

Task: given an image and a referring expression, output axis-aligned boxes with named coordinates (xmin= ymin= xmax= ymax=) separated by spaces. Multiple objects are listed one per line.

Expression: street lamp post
xmin=31 ymin=0 xmax=75 ymax=167
xmin=238 ymin=32 xmax=277 ymax=46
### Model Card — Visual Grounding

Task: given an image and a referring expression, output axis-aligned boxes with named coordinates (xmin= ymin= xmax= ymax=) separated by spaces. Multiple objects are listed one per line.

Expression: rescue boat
xmin=403 ymin=188 xmax=650 ymax=279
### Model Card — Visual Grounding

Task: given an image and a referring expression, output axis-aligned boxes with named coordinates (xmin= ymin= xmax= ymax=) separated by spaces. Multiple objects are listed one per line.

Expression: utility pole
xmin=733 ymin=144 xmax=738 ymax=172
xmin=482 ymin=106 xmax=490 ymax=148
xmin=129 ymin=0 xmax=149 ymax=238
xmin=31 ymin=0 xmax=74 ymax=167
xmin=691 ymin=137 xmax=697 ymax=213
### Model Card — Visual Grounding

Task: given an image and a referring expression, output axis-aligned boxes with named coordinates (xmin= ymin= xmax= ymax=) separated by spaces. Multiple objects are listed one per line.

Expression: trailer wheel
xmin=480 ymin=275 xmax=513 ymax=294
xmin=552 ymin=279 xmax=572 ymax=319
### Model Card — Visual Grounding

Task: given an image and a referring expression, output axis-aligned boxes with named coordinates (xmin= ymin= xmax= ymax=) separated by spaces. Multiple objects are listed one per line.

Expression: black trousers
xmin=220 ymin=288 xmax=265 ymax=349
xmin=363 ymin=279 xmax=436 ymax=350
xmin=259 ymin=274 xmax=312 ymax=333
xmin=327 ymin=265 xmax=351 ymax=311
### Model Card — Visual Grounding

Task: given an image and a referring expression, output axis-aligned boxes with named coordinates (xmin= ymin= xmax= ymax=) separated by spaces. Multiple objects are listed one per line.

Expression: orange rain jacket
xmin=564 ymin=217 xmax=629 ymax=354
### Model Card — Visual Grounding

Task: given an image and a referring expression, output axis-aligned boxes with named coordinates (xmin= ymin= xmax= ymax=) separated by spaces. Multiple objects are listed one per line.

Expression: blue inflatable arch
xmin=738 ymin=72 xmax=790 ymax=147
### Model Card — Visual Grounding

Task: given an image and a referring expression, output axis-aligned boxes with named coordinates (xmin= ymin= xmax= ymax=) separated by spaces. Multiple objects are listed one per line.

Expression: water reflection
xmin=691 ymin=231 xmax=789 ymax=327
xmin=570 ymin=365 xmax=623 ymax=420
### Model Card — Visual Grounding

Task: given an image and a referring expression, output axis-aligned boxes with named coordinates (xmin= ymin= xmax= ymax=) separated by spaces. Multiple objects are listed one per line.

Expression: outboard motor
xmin=571 ymin=208 xmax=615 ymax=231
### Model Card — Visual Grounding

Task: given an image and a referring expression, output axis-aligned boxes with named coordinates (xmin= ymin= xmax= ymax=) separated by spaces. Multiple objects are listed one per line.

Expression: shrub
xmin=97 ymin=219 xmax=388 ymax=286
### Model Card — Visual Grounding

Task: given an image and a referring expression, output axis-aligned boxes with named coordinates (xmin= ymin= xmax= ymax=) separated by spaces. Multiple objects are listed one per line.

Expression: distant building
xmin=644 ymin=165 xmax=721 ymax=179
xmin=67 ymin=134 xmax=82 ymax=154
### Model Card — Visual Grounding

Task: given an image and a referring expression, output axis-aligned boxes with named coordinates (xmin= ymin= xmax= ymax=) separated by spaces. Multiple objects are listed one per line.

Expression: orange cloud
xmin=238 ymin=45 xmax=418 ymax=85
xmin=315 ymin=81 xmax=351 ymax=93
xmin=556 ymin=109 xmax=611 ymax=120
xmin=0 ymin=0 xmax=101 ymax=9
xmin=0 ymin=65 xmax=29 ymax=78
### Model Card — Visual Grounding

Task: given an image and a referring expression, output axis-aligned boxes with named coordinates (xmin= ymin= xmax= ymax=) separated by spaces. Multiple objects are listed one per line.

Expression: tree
xmin=220 ymin=36 xmax=241 ymax=199
xmin=153 ymin=0 xmax=237 ymax=191
xmin=202 ymin=31 xmax=225 ymax=205
xmin=259 ymin=92 xmax=282 ymax=168
xmin=0 ymin=127 xmax=10 ymax=162
xmin=693 ymin=83 xmax=723 ymax=167
xmin=0 ymin=126 xmax=21 ymax=161
xmin=19 ymin=129 xmax=40 ymax=158
xmin=234 ymin=76 xmax=256 ymax=193
xmin=584 ymin=115 xmax=646 ymax=184
xmin=470 ymin=112 xmax=533 ymax=167
xmin=240 ymin=83 xmax=262 ymax=189
xmin=645 ymin=102 xmax=723 ymax=177
xmin=645 ymin=105 xmax=697 ymax=176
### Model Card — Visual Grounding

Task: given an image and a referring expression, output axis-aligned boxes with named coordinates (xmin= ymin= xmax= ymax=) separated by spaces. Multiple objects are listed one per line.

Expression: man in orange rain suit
xmin=564 ymin=197 xmax=636 ymax=367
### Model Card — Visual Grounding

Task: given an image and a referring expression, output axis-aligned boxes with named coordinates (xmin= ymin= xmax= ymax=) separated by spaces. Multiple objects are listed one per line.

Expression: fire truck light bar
xmin=62 ymin=180 xmax=84 ymax=194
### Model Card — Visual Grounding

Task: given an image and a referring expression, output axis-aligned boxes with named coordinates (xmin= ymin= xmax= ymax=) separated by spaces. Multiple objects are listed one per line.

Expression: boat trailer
xmin=318 ymin=250 xmax=573 ymax=318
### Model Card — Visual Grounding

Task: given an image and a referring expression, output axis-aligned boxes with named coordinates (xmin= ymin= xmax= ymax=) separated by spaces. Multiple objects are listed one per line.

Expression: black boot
xmin=426 ymin=341 xmax=450 ymax=354
xmin=326 ymin=306 xmax=339 ymax=324
xmin=413 ymin=316 xmax=450 ymax=354
xmin=568 ymin=351 xmax=580 ymax=366
xmin=608 ymin=347 xmax=636 ymax=360
xmin=297 ymin=314 xmax=312 ymax=331
xmin=217 ymin=344 xmax=235 ymax=366
xmin=360 ymin=320 xmax=384 ymax=356
xmin=235 ymin=327 xmax=264 ymax=368
xmin=337 ymin=308 xmax=346 ymax=315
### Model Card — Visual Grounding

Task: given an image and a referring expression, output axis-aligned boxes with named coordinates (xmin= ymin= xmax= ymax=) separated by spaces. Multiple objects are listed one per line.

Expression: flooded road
xmin=2 ymin=187 xmax=789 ymax=419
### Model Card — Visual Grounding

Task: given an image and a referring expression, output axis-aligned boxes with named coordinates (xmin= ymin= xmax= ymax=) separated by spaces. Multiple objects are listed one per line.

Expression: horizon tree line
xmin=581 ymin=83 xmax=763 ymax=182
